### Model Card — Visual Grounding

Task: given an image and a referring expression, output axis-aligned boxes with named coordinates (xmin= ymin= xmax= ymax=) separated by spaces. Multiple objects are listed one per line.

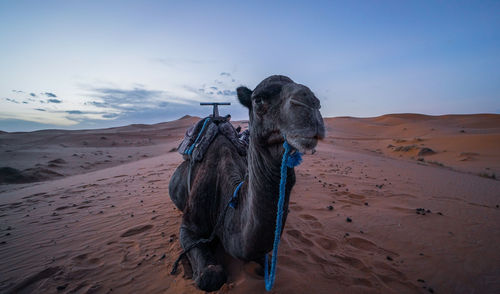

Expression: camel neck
xmin=238 ymin=135 xmax=295 ymax=258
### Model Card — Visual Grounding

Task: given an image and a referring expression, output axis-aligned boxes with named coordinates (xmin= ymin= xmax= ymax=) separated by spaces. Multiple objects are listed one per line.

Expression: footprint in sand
xmin=333 ymin=254 xmax=368 ymax=271
xmin=314 ymin=236 xmax=337 ymax=250
xmin=351 ymin=277 xmax=372 ymax=287
xmin=290 ymin=204 xmax=303 ymax=212
xmin=346 ymin=237 xmax=378 ymax=251
xmin=292 ymin=248 xmax=308 ymax=258
xmin=309 ymin=221 xmax=323 ymax=229
xmin=22 ymin=192 xmax=47 ymax=199
xmin=72 ymin=253 xmax=102 ymax=268
xmin=347 ymin=193 xmax=366 ymax=200
xmin=298 ymin=214 xmax=323 ymax=229
xmin=73 ymin=253 xmax=89 ymax=261
xmin=76 ymin=205 xmax=91 ymax=209
xmin=299 ymin=214 xmax=318 ymax=221
xmin=308 ymin=251 xmax=329 ymax=264
xmin=371 ymin=261 xmax=420 ymax=292
xmin=346 ymin=237 xmax=397 ymax=256
xmin=9 ymin=266 xmax=62 ymax=293
xmin=120 ymin=224 xmax=153 ymax=237
xmin=286 ymin=229 xmax=314 ymax=247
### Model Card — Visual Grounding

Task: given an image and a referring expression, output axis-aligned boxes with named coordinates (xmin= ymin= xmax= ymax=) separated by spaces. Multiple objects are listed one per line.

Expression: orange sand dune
xmin=326 ymin=113 xmax=500 ymax=176
xmin=0 ymin=114 xmax=499 ymax=293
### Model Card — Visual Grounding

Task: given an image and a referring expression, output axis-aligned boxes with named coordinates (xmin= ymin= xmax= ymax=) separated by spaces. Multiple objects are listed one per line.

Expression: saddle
xmin=177 ymin=117 xmax=249 ymax=161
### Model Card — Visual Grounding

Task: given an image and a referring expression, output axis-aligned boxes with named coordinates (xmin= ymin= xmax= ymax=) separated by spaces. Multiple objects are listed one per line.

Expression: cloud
xmin=32 ymin=108 xmax=121 ymax=122
xmin=86 ymin=101 xmax=108 ymax=108
xmin=220 ymin=72 xmax=231 ymax=77
xmin=102 ymin=113 xmax=119 ymax=118
xmin=5 ymin=98 xmax=20 ymax=104
xmin=2 ymin=76 xmax=245 ymax=132
xmin=12 ymin=90 xmax=24 ymax=93
xmin=89 ymin=87 xmax=163 ymax=111
xmin=80 ymin=84 xmax=244 ymax=125
xmin=1 ymin=79 xmax=248 ymax=132
xmin=30 ymin=93 xmax=37 ymax=97
xmin=218 ymin=90 xmax=236 ymax=96
xmin=83 ymin=86 xmax=198 ymax=121
xmin=42 ymin=92 xmax=57 ymax=98
xmin=198 ymin=86 xmax=236 ymax=98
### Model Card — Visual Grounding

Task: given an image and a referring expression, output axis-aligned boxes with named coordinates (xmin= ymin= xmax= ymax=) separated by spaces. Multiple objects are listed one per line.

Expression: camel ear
xmin=237 ymin=86 xmax=252 ymax=109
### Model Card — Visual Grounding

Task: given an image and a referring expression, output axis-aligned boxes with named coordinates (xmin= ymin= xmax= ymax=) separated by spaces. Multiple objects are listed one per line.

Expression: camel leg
xmin=168 ymin=161 xmax=189 ymax=211
xmin=180 ymin=225 xmax=227 ymax=291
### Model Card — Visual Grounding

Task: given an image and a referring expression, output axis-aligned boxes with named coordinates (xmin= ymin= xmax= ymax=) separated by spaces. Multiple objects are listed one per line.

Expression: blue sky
xmin=1 ymin=0 xmax=499 ymax=132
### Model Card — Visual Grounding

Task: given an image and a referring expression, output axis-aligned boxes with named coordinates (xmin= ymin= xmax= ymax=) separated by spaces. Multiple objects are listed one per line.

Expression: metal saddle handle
xmin=200 ymin=102 xmax=230 ymax=118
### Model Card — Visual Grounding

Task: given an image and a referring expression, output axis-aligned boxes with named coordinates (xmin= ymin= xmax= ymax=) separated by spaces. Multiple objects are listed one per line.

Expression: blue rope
xmin=185 ymin=117 xmax=211 ymax=155
xmin=229 ymin=181 xmax=244 ymax=208
xmin=264 ymin=139 xmax=303 ymax=291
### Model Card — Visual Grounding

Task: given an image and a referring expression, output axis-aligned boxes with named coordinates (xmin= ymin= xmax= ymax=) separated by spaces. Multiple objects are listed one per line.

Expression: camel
xmin=168 ymin=75 xmax=325 ymax=291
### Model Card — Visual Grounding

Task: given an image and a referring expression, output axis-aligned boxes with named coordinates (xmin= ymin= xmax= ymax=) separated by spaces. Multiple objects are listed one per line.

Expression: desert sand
xmin=1 ymin=114 xmax=499 ymax=293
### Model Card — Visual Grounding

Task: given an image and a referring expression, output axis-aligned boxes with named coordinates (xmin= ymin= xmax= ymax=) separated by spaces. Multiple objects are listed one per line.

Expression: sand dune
xmin=326 ymin=113 xmax=500 ymax=177
xmin=0 ymin=116 xmax=201 ymax=185
xmin=0 ymin=114 xmax=499 ymax=293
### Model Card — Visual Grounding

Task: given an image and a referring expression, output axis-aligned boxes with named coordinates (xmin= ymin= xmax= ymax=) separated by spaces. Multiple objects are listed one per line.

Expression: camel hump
xmin=177 ymin=117 xmax=249 ymax=161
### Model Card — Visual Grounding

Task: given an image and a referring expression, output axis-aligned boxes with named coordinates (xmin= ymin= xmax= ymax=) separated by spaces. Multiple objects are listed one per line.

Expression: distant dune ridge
xmin=0 ymin=113 xmax=499 ymax=293
xmin=0 ymin=115 xmax=201 ymax=184
xmin=1 ymin=113 xmax=498 ymax=184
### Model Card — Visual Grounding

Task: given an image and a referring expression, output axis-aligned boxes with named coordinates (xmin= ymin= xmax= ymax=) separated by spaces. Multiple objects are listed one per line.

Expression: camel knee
xmin=195 ymin=264 xmax=227 ymax=292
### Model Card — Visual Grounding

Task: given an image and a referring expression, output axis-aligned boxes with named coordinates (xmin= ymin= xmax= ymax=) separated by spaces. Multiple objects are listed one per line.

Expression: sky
xmin=1 ymin=0 xmax=499 ymax=132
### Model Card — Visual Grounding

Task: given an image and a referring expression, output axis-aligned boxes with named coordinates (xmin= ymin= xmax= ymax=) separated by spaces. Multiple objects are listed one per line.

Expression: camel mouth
xmin=285 ymin=135 xmax=320 ymax=153
xmin=265 ymin=130 xmax=323 ymax=153
xmin=266 ymin=131 xmax=285 ymax=145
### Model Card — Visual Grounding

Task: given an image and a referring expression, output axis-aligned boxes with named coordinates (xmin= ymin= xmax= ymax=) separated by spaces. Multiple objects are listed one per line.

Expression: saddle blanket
xmin=177 ymin=117 xmax=249 ymax=161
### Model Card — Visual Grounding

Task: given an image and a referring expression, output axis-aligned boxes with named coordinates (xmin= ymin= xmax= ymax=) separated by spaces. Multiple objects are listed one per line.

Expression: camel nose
xmin=288 ymin=88 xmax=321 ymax=110
xmin=289 ymin=98 xmax=325 ymax=137
xmin=282 ymin=85 xmax=325 ymax=140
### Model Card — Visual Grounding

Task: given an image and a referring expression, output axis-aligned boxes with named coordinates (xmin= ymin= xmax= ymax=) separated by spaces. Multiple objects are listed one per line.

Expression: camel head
xmin=237 ymin=75 xmax=325 ymax=153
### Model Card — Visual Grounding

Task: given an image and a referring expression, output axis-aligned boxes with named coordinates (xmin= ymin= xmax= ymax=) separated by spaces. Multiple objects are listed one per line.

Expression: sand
xmin=0 ymin=114 xmax=499 ymax=293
